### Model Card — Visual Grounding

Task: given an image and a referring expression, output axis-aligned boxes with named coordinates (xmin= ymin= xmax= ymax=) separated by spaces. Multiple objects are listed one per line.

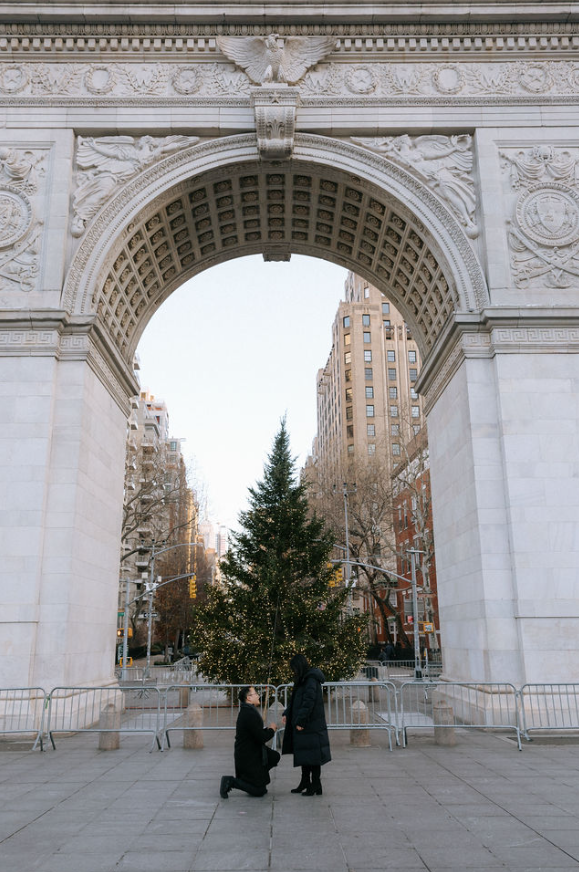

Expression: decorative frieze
xmin=500 ymin=145 xmax=579 ymax=291
xmin=1 ymin=60 xmax=579 ymax=103
xmin=352 ymin=134 xmax=478 ymax=238
xmin=0 ymin=146 xmax=47 ymax=298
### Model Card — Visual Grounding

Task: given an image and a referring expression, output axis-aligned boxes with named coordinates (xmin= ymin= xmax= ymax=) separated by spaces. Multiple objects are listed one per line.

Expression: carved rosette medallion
xmin=0 ymin=187 xmax=33 ymax=249
xmin=516 ymin=184 xmax=579 ymax=248
xmin=85 ymin=65 xmax=116 ymax=95
xmin=172 ymin=67 xmax=202 ymax=95
xmin=345 ymin=66 xmax=377 ymax=95
xmin=0 ymin=65 xmax=29 ymax=94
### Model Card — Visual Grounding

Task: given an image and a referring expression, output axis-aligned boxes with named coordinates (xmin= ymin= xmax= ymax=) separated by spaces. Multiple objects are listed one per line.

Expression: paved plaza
xmin=1 ymin=728 xmax=579 ymax=872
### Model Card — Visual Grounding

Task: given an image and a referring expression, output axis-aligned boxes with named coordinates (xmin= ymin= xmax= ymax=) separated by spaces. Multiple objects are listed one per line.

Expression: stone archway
xmin=64 ymin=133 xmax=487 ymax=366
xmin=1 ymin=2 xmax=579 ymax=692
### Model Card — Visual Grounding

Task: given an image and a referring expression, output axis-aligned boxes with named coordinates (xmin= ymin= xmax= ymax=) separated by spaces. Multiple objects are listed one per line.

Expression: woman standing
xmin=281 ymin=653 xmax=331 ymax=796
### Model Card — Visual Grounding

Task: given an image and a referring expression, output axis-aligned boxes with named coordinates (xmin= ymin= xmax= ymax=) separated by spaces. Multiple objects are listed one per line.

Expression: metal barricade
xmin=0 ymin=687 xmax=47 ymax=750
xmin=276 ymin=681 xmax=398 ymax=750
xmin=519 ymin=683 xmax=579 ymax=740
xmin=46 ymin=686 xmax=164 ymax=751
xmin=161 ymin=684 xmax=276 ymax=749
xmin=399 ymin=681 xmax=522 ymax=750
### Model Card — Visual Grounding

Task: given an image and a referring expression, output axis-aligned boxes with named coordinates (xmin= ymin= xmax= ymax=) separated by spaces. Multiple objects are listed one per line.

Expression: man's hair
xmin=239 ymin=686 xmax=254 ymax=704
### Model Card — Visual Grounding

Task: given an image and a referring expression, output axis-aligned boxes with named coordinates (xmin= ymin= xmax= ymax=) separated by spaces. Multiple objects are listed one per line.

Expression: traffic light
xmin=189 ymin=575 xmax=197 ymax=599
xmin=327 ymin=563 xmax=343 ymax=587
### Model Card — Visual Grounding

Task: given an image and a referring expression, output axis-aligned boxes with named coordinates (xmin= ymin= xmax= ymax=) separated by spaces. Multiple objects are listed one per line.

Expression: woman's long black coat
xmin=281 ymin=667 xmax=331 ymax=767
xmin=234 ymin=702 xmax=277 ymax=787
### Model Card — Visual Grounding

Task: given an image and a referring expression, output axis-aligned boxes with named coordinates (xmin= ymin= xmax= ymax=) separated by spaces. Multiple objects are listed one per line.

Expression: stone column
xmin=0 ymin=313 xmax=137 ymax=690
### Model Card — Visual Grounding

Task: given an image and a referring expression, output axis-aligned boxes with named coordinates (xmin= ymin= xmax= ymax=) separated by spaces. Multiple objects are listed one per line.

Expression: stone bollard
xmin=178 ymin=686 xmax=190 ymax=709
xmin=433 ymin=702 xmax=456 ymax=746
xmin=350 ymin=699 xmax=371 ymax=747
xmin=183 ymin=702 xmax=204 ymax=749
xmin=98 ymin=702 xmax=121 ymax=750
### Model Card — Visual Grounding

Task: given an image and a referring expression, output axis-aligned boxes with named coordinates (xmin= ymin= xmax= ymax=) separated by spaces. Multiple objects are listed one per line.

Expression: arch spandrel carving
xmin=62 ymin=133 xmax=489 ymax=363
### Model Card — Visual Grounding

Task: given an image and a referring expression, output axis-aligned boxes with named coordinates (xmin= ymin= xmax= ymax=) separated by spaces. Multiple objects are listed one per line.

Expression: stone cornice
xmin=0 ymin=309 xmax=138 ymax=414
xmin=418 ymin=307 xmax=579 ymax=413
xmin=1 ymin=1 xmax=578 ymax=27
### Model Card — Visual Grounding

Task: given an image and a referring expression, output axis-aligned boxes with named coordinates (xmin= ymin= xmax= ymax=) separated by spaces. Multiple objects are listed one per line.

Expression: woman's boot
xmin=291 ymin=766 xmax=311 ymax=794
xmin=302 ymin=766 xmax=322 ymax=796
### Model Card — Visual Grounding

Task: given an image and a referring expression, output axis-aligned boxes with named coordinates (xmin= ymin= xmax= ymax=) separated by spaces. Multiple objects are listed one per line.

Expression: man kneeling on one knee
xmin=220 ymin=686 xmax=280 ymax=798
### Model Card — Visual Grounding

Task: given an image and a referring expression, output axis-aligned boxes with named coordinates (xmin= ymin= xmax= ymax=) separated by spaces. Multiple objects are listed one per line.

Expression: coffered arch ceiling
xmin=65 ymin=134 xmax=488 ymax=366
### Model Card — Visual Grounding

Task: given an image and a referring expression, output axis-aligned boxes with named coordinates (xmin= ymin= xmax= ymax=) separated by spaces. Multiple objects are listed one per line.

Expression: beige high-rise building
xmin=314 ymin=272 xmax=424 ymax=476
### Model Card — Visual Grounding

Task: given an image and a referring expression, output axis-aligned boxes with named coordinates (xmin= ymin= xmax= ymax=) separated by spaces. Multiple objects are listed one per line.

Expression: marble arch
xmin=1 ymin=1 xmax=579 ymax=693
xmin=65 ymin=133 xmax=487 ymax=364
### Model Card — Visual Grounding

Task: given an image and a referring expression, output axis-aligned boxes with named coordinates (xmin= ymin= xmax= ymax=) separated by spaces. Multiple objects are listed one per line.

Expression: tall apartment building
xmin=314 ymin=272 xmax=423 ymax=476
xmin=119 ymin=388 xmax=198 ymax=654
xmin=310 ymin=272 xmax=438 ymax=650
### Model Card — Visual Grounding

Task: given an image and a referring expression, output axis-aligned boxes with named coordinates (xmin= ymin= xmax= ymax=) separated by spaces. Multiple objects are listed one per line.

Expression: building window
xmin=391 ymin=424 xmax=399 ymax=436
xmin=387 ymin=350 xmax=396 ymax=362
xmin=344 ymin=333 xmax=351 ymax=346
xmin=392 ymin=443 xmax=401 ymax=455
xmin=363 ymin=331 xmax=371 ymax=343
xmin=408 ymin=350 xmax=417 ymax=363
xmin=362 ymin=314 xmax=370 ymax=326
xmin=388 ymin=368 xmax=397 ymax=381
xmin=410 ymin=387 xmax=418 ymax=399
xmin=343 ymin=316 xmax=350 ymax=328
xmin=382 ymin=302 xmax=390 ymax=314
xmin=364 ymin=350 xmax=372 ymax=362
xmin=345 ymin=368 xmax=351 ymax=382
xmin=364 ymin=367 xmax=373 ymax=381
xmin=345 ymin=388 xmax=353 ymax=402
xmin=411 ymin=405 xmax=420 ymax=418
xmin=347 ymin=444 xmax=354 ymax=455
xmin=390 ymin=405 xmax=398 ymax=417
xmin=346 ymin=406 xmax=353 ymax=420
xmin=346 ymin=425 xmax=354 ymax=438
xmin=366 ymin=405 xmax=375 ymax=417
xmin=409 ymin=368 xmax=418 ymax=382
xmin=383 ymin=319 xmax=391 ymax=329
xmin=344 ymin=351 xmax=351 ymax=364
xmin=368 ymin=443 xmax=376 ymax=455
xmin=389 ymin=387 xmax=398 ymax=399
xmin=367 ymin=424 xmax=375 ymax=437
xmin=365 ymin=386 xmax=374 ymax=399
xmin=364 ymin=286 xmax=370 ymax=298
xmin=413 ymin=424 xmax=421 ymax=435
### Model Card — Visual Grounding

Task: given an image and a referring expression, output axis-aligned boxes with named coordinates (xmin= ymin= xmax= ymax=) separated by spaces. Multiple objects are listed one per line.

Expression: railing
xmin=399 ymin=681 xmax=522 ymax=750
xmin=162 ymin=683 xmax=276 ymax=750
xmin=6 ymin=679 xmax=579 ymax=753
xmin=519 ymin=683 xmax=579 ymax=739
xmin=0 ymin=687 xmax=47 ymax=750
xmin=46 ymin=686 xmax=164 ymax=751
xmin=277 ymin=680 xmax=399 ymax=750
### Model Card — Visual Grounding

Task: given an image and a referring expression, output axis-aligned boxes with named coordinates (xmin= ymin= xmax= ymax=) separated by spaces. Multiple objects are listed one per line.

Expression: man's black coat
xmin=234 ymin=702 xmax=278 ymax=788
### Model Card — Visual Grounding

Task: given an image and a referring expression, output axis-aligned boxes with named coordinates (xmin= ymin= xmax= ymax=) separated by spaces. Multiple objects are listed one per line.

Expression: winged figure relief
xmin=216 ymin=34 xmax=336 ymax=85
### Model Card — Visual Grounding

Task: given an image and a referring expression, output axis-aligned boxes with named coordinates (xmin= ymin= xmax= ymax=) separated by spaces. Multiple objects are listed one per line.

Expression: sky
xmin=136 ymin=255 xmax=347 ymax=530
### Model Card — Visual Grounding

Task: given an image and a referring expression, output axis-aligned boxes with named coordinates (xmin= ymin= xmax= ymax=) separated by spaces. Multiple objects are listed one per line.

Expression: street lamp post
xmin=407 ymin=549 xmax=425 ymax=680
xmin=341 ymin=482 xmax=356 ymax=615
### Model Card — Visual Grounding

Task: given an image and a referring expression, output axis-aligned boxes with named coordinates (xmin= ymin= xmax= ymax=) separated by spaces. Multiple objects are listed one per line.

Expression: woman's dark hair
xmin=238 ymin=686 xmax=254 ymax=704
xmin=290 ymin=654 xmax=310 ymax=683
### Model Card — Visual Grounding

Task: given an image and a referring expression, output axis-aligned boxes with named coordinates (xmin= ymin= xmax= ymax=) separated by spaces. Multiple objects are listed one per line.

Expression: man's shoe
xmin=220 ymin=775 xmax=233 ymax=798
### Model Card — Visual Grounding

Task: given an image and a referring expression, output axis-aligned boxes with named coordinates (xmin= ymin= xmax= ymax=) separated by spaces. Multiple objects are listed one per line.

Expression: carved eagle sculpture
xmin=217 ymin=34 xmax=336 ymax=85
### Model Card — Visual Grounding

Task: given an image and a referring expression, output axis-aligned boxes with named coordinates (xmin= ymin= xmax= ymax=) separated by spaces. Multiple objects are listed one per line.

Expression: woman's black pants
xmin=301 ymin=764 xmax=321 ymax=787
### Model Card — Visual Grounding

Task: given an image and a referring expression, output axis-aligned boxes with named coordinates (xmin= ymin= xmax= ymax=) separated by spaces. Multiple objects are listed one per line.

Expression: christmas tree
xmin=189 ymin=420 xmax=367 ymax=686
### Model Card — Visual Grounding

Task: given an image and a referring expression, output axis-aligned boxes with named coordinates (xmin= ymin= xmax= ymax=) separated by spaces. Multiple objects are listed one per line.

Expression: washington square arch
xmin=0 ymin=0 xmax=579 ymax=694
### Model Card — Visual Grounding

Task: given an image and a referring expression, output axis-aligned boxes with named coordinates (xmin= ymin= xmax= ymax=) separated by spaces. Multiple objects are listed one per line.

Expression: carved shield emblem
xmin=535 ymin=193 xmax=566 ymax=235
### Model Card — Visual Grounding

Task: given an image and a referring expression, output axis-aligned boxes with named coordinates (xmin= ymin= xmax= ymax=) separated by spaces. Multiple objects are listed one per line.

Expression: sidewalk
xmin=1 ymin=728 xmax=579 ymax=872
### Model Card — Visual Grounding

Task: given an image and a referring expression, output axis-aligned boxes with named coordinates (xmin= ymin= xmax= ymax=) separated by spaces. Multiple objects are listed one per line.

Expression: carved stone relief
xmin=72 ymin=134 xmax=200 ymax=237
xmin=2 ymin=60 xmax=579 ymax=102
xmin=500 ymin=145 xmax=579 ymax=290
xmin=353 ymin=135 xmax=478 ymax=239
xmin=0 ymin=147 xmax=46 ymax=298
xmin=216 ymin=34 xmax=336 ymax=85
